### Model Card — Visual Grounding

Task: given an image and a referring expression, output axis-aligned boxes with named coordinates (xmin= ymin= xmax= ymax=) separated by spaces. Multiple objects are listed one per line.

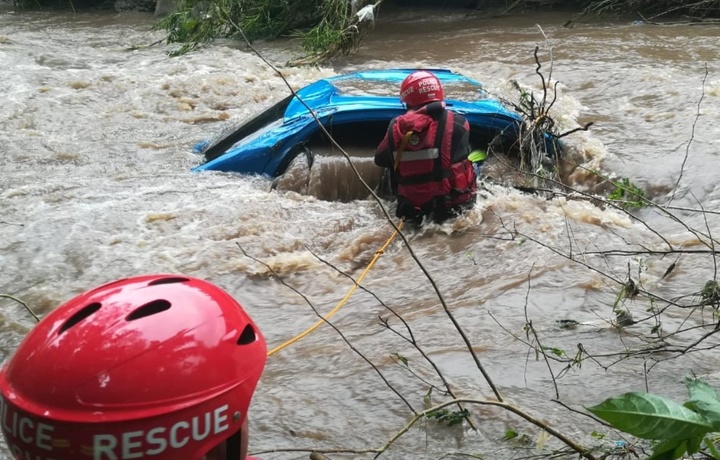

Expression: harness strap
xmin=434 ymin=110 xmax=449 ymax=149
xmin=225 ymin=430 xmax=241 ymax=460
xmin=432 ymin=110 xmax=449 ymax=181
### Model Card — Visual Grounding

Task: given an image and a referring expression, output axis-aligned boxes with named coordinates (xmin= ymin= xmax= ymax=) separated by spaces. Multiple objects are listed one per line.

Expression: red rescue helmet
xmin=0 ymin=274 xmax=266 ymax=460
xmin=399 ymin=70 xmax=445 ymax=108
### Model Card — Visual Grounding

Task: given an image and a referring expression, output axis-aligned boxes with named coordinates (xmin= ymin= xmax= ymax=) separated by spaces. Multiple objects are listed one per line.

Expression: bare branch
xmin=236 ymin=243 xmax=417 ymax=414
xmin=375 ymin=398 xmax=597 ymax=460
xmin=669 ymin=63 xmax=708 ymax=203
xmin=0 ymin=294 xmax=39 ymax=322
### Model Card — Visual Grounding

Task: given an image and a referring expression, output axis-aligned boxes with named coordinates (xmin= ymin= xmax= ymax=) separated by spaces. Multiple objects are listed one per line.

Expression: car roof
xmin=283 ymin=68 xmax=513 ymax=121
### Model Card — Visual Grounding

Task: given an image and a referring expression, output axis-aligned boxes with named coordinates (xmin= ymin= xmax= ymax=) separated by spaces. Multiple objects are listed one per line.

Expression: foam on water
xmin=3 ymin=10 xmax=720 ymax=460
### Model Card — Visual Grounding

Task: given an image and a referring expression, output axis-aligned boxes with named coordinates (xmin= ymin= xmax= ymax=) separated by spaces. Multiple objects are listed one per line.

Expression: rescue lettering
xmin=416 ymin=77 xmax=440 ymax=95
xmin=0 ymin=394 xmax=58 ymax=460
xmin=1 ymin=393 xmax=234 ymax=459
xmin=0 ymin=394 xmax=55 ymax=451
xmin=400 ymin=87 xmax=414 ymax=99
xmin=93 ymin=404 xmax=231 ymax=460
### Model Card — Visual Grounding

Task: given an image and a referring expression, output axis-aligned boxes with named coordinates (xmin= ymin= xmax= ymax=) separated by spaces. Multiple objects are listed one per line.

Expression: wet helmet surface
xmin=399 ymin=70 xmax=445 ymax=107
xmin=0 ymin=274 xmax=267 ymax=460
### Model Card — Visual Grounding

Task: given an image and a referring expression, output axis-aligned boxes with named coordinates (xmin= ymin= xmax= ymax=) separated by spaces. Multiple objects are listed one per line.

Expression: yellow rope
xmin=267 ymin=220 xmax=404 ymax=357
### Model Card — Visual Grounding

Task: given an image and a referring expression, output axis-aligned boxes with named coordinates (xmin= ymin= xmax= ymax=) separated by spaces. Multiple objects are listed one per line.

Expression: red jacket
xmin=375 ymin=102 xmax=476 ymax=214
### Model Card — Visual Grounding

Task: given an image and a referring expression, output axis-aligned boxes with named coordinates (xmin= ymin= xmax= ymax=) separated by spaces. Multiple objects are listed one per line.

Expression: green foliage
xmin=155 ymin=0 xmax=373 ymax=62
xmin=390 ymin=352 xmax=408 ymax=366
xmin=685 ymin=378 xmax=720 ymax=430
xmin=299 ymin=17 xmax=344 ymax=54
xmin=155 ymin=4 xmax=224 ymax=56
xmin=583 ymin=0 xmax=720 ymax=18
xmin=504 ymin=58 xmax=566 ymax=191
xmin=608 ymin=177 xmax=647 ymax=210
xmin=502 ymin=428 xmax=532 ymax=445
xmin=516 ymin=87 xmax=536 ymax=115
xmin=156 ymin=0 xmax=319 ymax=56
xmin=587 ymin=392 xmax=712 ymax=440
xmin=587 ymin=377 xmax=720 ymax=460
xmin=425 ymin=408 xmax=469 ymax=427
xmin=541 ymin=345 xmax=566 ymax=357
xmin=297 ymin=0 xmax=348 ymax=53
xmin=701 ymin=280 xmax=720 ymax=307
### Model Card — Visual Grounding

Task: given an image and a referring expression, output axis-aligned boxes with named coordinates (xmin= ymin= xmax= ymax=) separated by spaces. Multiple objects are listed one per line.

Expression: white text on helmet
xmin=0 ymin=394 xmax=58 ymax=460
xmin=417 ymin=78 xmax=440 ymax=95
xmin=93 ymin=404 xmax=231 ymax=460
xmin=0 ymin=394 xmax=55 ymax=451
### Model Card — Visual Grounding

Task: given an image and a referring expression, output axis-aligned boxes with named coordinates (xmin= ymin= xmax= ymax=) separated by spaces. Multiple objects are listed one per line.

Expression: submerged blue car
xmin=192 ymin=69 xmax=535 ymax=177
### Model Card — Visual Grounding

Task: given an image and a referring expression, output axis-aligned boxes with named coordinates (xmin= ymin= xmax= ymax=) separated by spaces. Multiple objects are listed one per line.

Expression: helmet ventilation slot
xmin=237 ymin=325 xmax=256 ymax=345
xmin=148 ymin=277 xmax=189 ymax=286
xmin=58 ymin=302 xmax=101 ymax=334
xmin=126 ymin=299 xmax=171 ymax=321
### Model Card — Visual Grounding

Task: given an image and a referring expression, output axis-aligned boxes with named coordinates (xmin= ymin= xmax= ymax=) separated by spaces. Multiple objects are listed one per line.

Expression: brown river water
xmin=1 ymin=7 xmax=720 ymax=460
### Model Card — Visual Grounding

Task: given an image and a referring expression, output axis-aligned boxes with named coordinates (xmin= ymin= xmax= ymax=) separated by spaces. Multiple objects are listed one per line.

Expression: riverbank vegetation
xmin=156 ymin=0 xmax=379 ymax=63
xmin=10 ymin=0 xmax=720 ymax=63
xmin=155 ymin=0 xmax=720 ymax=63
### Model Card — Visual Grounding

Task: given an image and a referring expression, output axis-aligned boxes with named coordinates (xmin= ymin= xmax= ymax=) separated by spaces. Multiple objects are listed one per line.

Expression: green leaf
xmin=646 ymin=438 xmax=688 ymax=460
xmin=685 ymin=435 xmax=704 ymax=455
xmin=703 ymin=437 xmax=720 ymax=459
xmin=503 ymin=429 xmax=518 ymax=440
xmin=686 ymin=377 xmax=718 ymax=401
xmin=447 ymin=412 xmax=467 ymax=426
xmin=646 ymin=436 xmax=704 ymax=460
xmin=425 ymin=408 xmax=468 ymax=427
xmin=426 ymin=408 xmax=448 ymax=420
xmin=686 ymin=378 xmax=720 ymax=430
xmin=391 ymin=353 xmax=408 ymax=366
xmin=586 ymin=392 xmax=713 ymax=440
xmin=541 ymin=346 xmax=565 ymax=357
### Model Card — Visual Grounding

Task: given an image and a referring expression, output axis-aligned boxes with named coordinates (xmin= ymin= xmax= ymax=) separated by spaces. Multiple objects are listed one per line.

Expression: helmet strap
xmin=226 ymin=431 xmax=242 ymax=460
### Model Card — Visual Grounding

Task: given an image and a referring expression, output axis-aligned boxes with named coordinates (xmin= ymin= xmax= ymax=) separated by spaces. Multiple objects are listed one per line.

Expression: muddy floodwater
xmin=1 ymin=7 xmax=720 ymax=460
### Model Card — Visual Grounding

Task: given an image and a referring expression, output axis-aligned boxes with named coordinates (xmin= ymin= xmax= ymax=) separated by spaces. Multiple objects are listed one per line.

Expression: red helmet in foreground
xmin=399 ymin=70 xmax=445 ymax=108
xmin=0 ymin=274 xmax=267 ymax=460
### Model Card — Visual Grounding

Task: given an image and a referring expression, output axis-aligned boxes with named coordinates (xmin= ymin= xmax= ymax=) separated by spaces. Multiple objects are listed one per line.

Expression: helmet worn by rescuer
xmin=0 ymin=274 xmax=267 ymax=460
xmin=399 ymin=70 xmax=445 ymax=108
